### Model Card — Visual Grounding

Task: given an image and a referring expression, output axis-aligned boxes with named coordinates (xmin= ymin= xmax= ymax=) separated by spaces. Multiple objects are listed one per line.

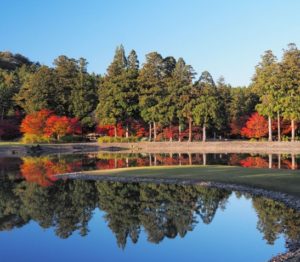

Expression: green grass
xmin=0 ymin=141 xmax=24 ymax=146
xmin=83 ymin=165 xmax=300 ymax=197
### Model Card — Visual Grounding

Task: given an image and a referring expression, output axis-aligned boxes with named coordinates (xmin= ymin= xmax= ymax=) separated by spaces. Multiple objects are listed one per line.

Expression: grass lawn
xmin=82 ymin=165 xmax=300 ymax=197
xmin=0 ymin=142 xmax=24 ymax=146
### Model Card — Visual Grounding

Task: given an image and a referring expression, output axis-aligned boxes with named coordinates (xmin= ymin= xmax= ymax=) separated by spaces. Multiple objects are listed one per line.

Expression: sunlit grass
xmin=84 ymin=165 xmax=300 ymax=197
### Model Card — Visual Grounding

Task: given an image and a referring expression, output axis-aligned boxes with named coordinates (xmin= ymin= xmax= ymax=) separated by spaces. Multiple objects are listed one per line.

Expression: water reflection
xmin=0 ymin=153 xmax=299 ymax=186
xmin=0 ymin=175 xmax=299 ymax=252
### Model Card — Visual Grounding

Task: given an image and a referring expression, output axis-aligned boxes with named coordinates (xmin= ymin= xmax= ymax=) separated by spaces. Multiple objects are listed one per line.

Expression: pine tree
xmin=252 ymin=50 xmax=279 ymax=141
xmin=138 ymin=52 xmax=165 ymax=141
xmin=193 ymin=71 xmax=219 ymax=142
xmin=53 ymin=55 xmax=79 ymax=116
xmin=15 ymin=66 xmax=56 ymax=114
xmin=70 ymin=58 xmax=98 ymax=128
xmin=280 ymin=43 xmax=300 ymax=141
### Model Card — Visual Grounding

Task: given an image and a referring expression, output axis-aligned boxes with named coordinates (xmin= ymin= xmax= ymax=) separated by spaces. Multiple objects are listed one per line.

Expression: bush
xmin=249 ymin=138 xmax=258 ymax=142
xmin=60 ymin=135 xmax=84 ymax=143
xmin=98 ymin=136 xmax=138 ymax=143
xmin=281 ymin=136 xmax=290 ymax=142
xmin=22 ymin=134 xmax=51 ymax=144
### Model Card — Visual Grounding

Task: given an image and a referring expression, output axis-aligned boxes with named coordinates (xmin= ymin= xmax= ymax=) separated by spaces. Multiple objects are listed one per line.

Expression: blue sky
xmin=1 ymin=0 xmax=300 ymax=86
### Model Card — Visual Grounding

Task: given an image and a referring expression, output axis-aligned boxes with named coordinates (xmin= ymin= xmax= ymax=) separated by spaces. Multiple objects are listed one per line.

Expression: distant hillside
xmin=0 ymin=51 xmax=34 ymax=70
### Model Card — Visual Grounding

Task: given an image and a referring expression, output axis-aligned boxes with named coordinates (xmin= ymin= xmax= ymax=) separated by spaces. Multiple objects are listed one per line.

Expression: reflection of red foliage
xmin=241 ymin=113 xmax=268 ymax=139
xmin=95 ymin=159 xmax=117 ymax=170
xmin=240 ymin=156 xmax=269 ymax=168
xmin=20 ymin=158 xmax=73 ymax=187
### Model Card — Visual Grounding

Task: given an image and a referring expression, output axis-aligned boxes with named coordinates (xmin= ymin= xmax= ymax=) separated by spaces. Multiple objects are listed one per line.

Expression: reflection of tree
xmin=240 ymin=156 xmax=269 ymax=168
xmin=196 ymin=187 xmax=229 ymax=224
xmin=0 ymin=176 xmax=299 ymax=251
xmin=0 ymin=176 xmax=29 ymax=231
xmin=19 ymin=156 xmax=85 ymax=187
xmin=253 ymin=197 xmax=300 ymax=245
xmin=0 ymin=176 xmax=97 ymax=238
xmin=97 ymin=182 xmax=230 ymax=247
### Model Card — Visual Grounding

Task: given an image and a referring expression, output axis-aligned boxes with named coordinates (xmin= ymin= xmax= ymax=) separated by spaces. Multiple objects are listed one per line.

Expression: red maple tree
xmin=241 ymin=113 xmax=268 ymax=139
xmin=20 ymin=109 xmax=53 ymax=136
xmin=44 ymin=115 xmax=81 ymax=140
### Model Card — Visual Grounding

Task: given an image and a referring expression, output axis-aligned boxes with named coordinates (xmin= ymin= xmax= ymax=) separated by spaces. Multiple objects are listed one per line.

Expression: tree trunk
xmin=278 ymin=154 xmax=281 ymax=169
xmin=149 ymin=154 xmax=152 ymax=166
xmin=268 ymin=154 xmax=272 ymax=169
xmin=149 ymin=122 xmax=152 ymax=142
xmin=291 ymin=119 xmax=295 ymax=142
xmin=203 ymin=153 xmax=207 ymax=166
xmin=125 ymin=124 xmax=129 ymax=138
xmin=202 ymin=124 xmax=206 ymax=142
xmin=179 ymin=153 xmax=182 ymax=166
xmin=268 ymin=116 xmax=272 ymax=142
xmin=277 ymin=112 xmax=281 ymax=142
xmin=188 ymin=118 xmax=192 ymax=142
xmin=114 ymin=125 xmax=117 ymax=138
xmin=178 ymin=125 xmax=181 ymax=142
xmin=153 ymin=121 xmax=157 ymax=141
xmin=292 ymin=154 xmax=295 ymax=170
xmin=188 ymin=153 xmax=192 ymax=165
xmin=169 ymin=125 xmax=172 ymax=142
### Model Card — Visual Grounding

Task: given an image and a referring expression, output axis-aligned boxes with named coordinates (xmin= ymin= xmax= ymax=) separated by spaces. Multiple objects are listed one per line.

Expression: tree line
xmin=0 ymin=43 xmax=299 ymax=142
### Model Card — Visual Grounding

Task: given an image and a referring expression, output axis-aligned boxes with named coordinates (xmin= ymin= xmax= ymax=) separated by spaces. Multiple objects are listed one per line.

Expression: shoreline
xmin=100 ymin=141 xmax=300 ymax=154
xmin=58 ymin=172 xmax=300 ymax=211
xmin=0 ymin=141 xmax=300 ymax=157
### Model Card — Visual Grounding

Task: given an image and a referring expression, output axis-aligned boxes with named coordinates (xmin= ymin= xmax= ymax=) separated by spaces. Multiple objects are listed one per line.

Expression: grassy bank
xmin=79 ymin=165 xmax=300 ymax=197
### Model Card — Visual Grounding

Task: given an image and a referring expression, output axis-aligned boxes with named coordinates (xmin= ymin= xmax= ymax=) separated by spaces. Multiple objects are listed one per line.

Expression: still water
xmin=0 ymin=153 xmax=299 ymax=261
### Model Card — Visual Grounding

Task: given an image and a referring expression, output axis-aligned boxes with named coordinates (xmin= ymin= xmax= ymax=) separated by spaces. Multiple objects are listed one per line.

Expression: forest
xmin=0 ymin=43 xmax=299 ymax=143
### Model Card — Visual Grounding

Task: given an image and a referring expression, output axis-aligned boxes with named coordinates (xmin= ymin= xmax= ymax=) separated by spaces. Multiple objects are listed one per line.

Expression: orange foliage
xmin=240 ymin=156 xmax=269 ymax=168
xmin=20 ymin=109 xmax=53 ymax=136
xmin=20 ymin=157 xmax=73 ymax=187
xmin=20 ymin=109 xmax=81 ymax=140
xmin=241 ymin=113 xmax=268 ymax=139
xmin=44 ymin=115 xmax=81 ymax=139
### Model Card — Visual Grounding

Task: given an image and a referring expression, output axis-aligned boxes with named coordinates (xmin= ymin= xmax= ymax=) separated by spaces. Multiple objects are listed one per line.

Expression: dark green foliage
xmin=0 ymin=176 xmax=299 ymax=249
xmin=0 ymin=51 xmax=34 ymax=71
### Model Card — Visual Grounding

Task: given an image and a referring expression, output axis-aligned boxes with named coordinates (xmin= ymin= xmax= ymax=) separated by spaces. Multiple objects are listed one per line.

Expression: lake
xmin=0 ymin=152 xmax=299 ymax=261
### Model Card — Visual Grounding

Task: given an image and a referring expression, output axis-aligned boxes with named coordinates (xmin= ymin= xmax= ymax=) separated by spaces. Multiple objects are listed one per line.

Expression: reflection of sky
xmin=0 ymin=194 xmax=285 ymax=262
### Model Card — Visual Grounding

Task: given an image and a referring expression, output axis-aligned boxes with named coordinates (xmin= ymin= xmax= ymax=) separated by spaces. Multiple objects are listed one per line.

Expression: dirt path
xmin=0 ymin=141 xmax=299 ymax=157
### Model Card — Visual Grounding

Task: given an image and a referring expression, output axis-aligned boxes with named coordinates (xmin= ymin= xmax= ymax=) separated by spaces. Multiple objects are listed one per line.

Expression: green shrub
xmin=98 ymin=136 xmax=138 ymax=143
xmin=282 ymin=136 xmax=290 ymax=142
xmin=60 ymin=135 xmax=84 ymax=143
xmin=22 ymin=134 xmax=51 ymax=144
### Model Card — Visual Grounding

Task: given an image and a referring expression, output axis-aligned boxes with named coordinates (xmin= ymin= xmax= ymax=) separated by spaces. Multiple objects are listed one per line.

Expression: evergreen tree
xmin=138 ymin=52 xmax=165 ymax=140
xmin=167 ymin=58 xmax=195 ymax=141
xmin=53 ymin=55 xmax=79 ymax=116
xmin=252 ymin=50 xmax=279 ymax=141
xmin=70 ymin=58 xmax=98 ymax=128
xmin=15 ymin=66 xmax=56 ymax=113
xmin=193 ymin=71 xmax=219 ymax=142
xmin=280 ymin=43 xmax=300 ymax=141
xmin=215 ymin=77 xmax=231 ymax=137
